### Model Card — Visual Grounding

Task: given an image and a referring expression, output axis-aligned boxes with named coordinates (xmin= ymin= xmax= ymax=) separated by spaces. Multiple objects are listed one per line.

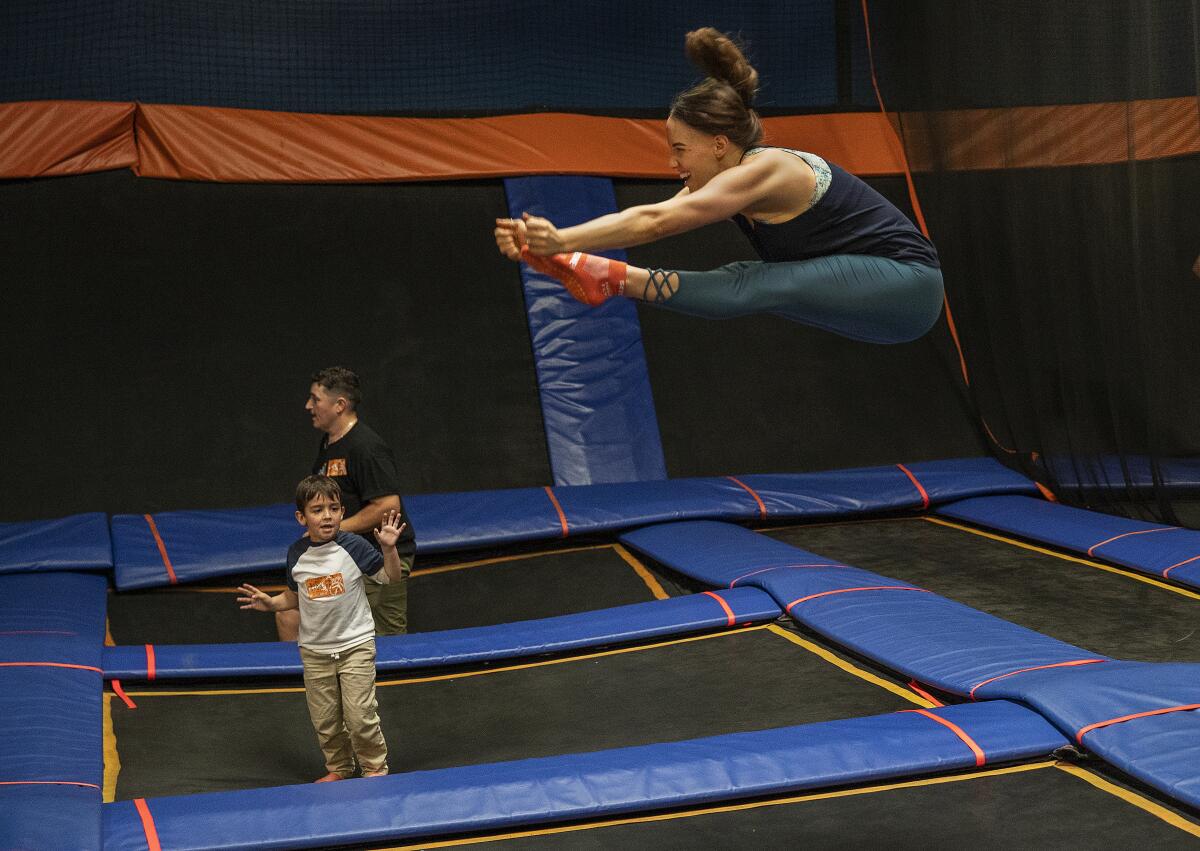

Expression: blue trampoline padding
xmin=103 ymin=588 xmax=782 ymax=680
xmin=0 ymin=512 xmax=111 ymax=574
xmin=0 ymin=571 xmax=108 ymax=647
xmin=938 ymin=495 xmax=1200 ymax=589
xmin=622 ymin=521 xmax=1108 ymax=698
xmin=110 ymin=458 xmax=1036 ymax=588
xmin=0 ymin=667 xmax=103 ymax=786
xmin=980 ymin=661 xmax=1200 ymax=809
xmin=1043 ymin=454 xmax=1200 ymax=490
xmin=111 ymin=503 xmax=298 ymax=589
xmin=101 ymin=700 xmax=1066 ymax=851
xmin=0 ymin=785 xmax=100 ymax=851
xmin=505 ymin=176 xmax=667 ymax=487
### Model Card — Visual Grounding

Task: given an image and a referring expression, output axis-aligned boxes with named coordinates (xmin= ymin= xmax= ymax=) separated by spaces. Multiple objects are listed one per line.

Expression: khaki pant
xmin=365 ymin=554 xmax=412 ymax=634
xmin=299 ymin=639 xmax=387 ymax=776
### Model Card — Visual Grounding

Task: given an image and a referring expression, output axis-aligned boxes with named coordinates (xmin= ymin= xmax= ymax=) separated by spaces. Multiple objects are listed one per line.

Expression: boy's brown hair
xmin=295 ymin=475 xmax=342 ymax=511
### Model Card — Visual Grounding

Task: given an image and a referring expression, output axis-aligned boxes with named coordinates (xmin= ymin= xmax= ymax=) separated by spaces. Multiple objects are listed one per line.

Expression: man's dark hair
xmin=295 ymin=474 xmax=343 ymax=511
xmin=311 ymin=366 xmax=362 ymax=410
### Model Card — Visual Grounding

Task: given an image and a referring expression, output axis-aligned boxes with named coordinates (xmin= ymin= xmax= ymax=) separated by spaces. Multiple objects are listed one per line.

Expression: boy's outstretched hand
xmin=237 ymin=583 xmax=273 ymax=612
xmin=374 ymin=510 xmax=407 ymax=550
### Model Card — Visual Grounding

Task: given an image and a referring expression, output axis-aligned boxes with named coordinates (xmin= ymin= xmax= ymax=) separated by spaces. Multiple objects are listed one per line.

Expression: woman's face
xmin=666 ymin=116 xmax=724 ymax=192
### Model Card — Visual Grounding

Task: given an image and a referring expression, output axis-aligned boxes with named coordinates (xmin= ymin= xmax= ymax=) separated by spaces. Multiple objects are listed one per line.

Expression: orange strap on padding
xmin=143 ymin=514 xmax=178 ymax=585
xmin=725 ymin=476 xmax=767 ymax=519
xmin=1086 ymin=527 xmax=1173 ymax=558
xmin=702 ymin=591 xmax=736 ymax=626
xmin=145 ymin=644 xmax=157 ymax=681
xmin=1076 ymin=703 xmax=1200 ymax=744
xmin=907 ymin=680 xmax=944 ymax=707
xmin=134 ymin=798 xmax=163 ymax=851
xmin=1163 ymin=555 xmax=1200 ymax=579
xmin=895 ymin=464 xmax=930 ymax=510
xmin=0 ymin=661 xmax=102 ymax=673
xmin=111 ymin=679 xmax=137 ymax=710
xmin=0 ymin=780 xmax=101 ymax=789
xmin=785 ymin=585 xmax=931 ymax=614
xmin=905 ymin=708 xmax=986 ymax=766
xmin=968 ymin=659 xmax=1106 ymax=700
xmin=542 ymin=487 xmax=569 ymax=538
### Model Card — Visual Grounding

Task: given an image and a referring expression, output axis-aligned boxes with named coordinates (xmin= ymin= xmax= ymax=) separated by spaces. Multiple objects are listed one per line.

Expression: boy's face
xmin=296 ymin=493 xmax=344 ymax=544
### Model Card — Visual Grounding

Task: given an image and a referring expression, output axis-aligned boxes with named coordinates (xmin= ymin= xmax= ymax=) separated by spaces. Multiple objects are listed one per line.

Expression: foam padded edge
xmin=0 ymin=512 xmax=112 ymax=574
xmin=0 ymin=572 xmax=108 ymax=668
xmin=101 ymin=701 xmax=1066 ymax=851
xmin=109 ymin=458 xmax=1037 ymax=588
xmin=938 ymin=495 xmax=1200 ymax=589
xmin=0 ymin=785 xmax=101 ymax=851
xmin=111 ymin=504 xmax=299 ymax=590
xmin=621 ymin=521 xmax=1106 ymax=697
xmin=505 ymin=175 xmax=666 ymax=486
xmin=0 ymin=667 xmax=103 ymax=786
xmin=103 ymin=588 xmax=782 ymax=680
xmin=978 ymin=660 xmax=1200 ymax=809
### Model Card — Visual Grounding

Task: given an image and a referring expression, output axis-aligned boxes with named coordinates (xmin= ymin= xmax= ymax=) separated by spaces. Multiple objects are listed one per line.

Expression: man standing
xmin=276 ymin=366 xmax=416 ymax=640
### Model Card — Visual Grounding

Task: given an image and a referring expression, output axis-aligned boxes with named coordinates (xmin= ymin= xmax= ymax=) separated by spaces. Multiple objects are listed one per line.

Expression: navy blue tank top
xmin=733 ymin=151 xmax=940 ymax=268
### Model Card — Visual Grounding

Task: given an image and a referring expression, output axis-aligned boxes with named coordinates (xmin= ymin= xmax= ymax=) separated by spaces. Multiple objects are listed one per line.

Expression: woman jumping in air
xmin=495 ymin=27 xmax=944 ymax=345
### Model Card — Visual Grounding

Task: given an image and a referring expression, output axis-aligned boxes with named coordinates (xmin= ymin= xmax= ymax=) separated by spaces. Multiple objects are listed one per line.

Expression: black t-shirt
xmin=313 ymin=421 xmax=416 ymax=558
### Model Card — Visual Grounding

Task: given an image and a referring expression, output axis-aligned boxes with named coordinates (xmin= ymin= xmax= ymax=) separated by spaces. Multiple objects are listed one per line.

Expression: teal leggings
xmin=661 ymin=255 xmax=945 ymax=344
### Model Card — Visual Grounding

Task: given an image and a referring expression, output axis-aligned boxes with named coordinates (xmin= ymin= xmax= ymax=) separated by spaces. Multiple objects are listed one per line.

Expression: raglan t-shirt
xmin=286 ymin=530 xmax=388 ymax=654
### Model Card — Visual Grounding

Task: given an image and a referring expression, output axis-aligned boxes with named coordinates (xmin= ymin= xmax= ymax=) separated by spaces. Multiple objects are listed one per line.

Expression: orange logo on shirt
xmin=305 ymin=573 xmax=346 ymax=599
xmin=325 ymin=458 xmax=347 ymax=477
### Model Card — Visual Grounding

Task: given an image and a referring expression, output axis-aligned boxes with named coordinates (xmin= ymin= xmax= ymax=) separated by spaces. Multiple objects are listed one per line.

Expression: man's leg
xmin=364 ymin=555 xmax=412 ymax=635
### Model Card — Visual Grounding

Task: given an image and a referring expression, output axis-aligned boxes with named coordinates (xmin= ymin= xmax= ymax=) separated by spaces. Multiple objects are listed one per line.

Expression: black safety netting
xmin=862 ymin=0 xmax=1200 ymax=526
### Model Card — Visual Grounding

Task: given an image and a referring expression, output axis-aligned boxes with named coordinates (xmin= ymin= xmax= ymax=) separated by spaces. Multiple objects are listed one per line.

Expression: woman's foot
xmin=520 ymin=247 xmax=626 ymax=306
xmin=361 ymin=767 xmax=389 ymax=778
xmin=314 ymin=771 xmax=347 ymax=783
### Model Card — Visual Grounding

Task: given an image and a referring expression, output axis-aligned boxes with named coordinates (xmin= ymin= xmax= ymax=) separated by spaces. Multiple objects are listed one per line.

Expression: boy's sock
xmin=521 ymin=247 xmax=626 ymax=306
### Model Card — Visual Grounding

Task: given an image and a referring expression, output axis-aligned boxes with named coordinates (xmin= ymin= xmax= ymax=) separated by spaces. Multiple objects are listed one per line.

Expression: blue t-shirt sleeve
xmin=339 ymin=532 xmax=384 ymax=575
xmin=285 ymin=539 xmax=308 ymax=591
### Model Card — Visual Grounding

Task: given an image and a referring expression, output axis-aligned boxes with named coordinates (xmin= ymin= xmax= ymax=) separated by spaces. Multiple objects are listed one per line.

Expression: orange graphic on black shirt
xmin=326 ymin=458 xmax=347 ymax=477
xmin=305 ymin=573 xmax=346 ymax=599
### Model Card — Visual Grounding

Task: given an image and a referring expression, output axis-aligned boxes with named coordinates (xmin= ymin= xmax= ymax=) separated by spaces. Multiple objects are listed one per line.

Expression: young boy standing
xmin=238 ymin=475 xmax=407 ymax=782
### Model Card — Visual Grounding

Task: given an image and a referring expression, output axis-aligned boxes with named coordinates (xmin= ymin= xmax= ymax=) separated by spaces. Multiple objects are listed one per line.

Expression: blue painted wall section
xmin=505 ymin=176 xmax=667 ymax=486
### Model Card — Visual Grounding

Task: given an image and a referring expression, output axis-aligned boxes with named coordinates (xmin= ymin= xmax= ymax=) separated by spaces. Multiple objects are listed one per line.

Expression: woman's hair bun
xmin=684 ymin=27 xmax=759 ymax=107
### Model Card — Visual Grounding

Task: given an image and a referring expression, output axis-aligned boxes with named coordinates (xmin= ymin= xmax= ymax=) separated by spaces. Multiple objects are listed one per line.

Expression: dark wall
xmin=2 ymin=171 xmax=551 ymax=520
xmin=3 ymin=170 xmax=986 ymax=522
xmin=617 ymin=179 xmax=987 ymax=478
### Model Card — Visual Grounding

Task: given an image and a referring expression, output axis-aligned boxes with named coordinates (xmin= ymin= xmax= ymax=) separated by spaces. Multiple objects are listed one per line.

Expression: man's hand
xmin=373 ymin=510 xmax=407 ymax=550
xmin=237 ymin=583 xmax=274 ymax=612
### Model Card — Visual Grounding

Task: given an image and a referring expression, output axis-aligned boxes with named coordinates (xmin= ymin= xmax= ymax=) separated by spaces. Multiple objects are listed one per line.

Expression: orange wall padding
xmin=899 ymin=96 xmax=1200 ymax=171
xmin=0 ymin=100 xmax=137 ymax=177
xmin=0 ymin=98 xmax=1196 ymax=183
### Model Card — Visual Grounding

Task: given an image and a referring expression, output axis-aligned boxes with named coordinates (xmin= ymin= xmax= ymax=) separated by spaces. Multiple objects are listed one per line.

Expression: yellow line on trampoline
xmin=764 ymin=624 xmax=932 ymax=708
xmin=120 ymin=624 xmax=773 ymax=698
xmin=1055 ymin=762 xmax=1200 ymax=836
xmin=613 ymin=543 xmax=670 ymax=600
xmin=376 ymin=762 xmax=1058 ymax=849
xmin=922 ymin=516 xmax=1200 ymax=601
xmin=102 ymin=693 xmax=120 ymax=803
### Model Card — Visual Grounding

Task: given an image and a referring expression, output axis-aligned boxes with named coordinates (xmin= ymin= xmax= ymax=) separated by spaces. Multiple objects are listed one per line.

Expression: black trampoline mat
xmin=110 ymin=625 xmax=919 ymax=799
xmin=765 ymin=518 xmax=1200 ymax=663
xmin=420 ymin=763 xmax=1199 ymax=850
xmin=106 ymin=545 xmax=687 ymax=645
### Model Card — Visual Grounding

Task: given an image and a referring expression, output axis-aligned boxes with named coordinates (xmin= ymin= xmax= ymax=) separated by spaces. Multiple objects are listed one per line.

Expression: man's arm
xmin=338 ymin=494 xmax=401 ymax=535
